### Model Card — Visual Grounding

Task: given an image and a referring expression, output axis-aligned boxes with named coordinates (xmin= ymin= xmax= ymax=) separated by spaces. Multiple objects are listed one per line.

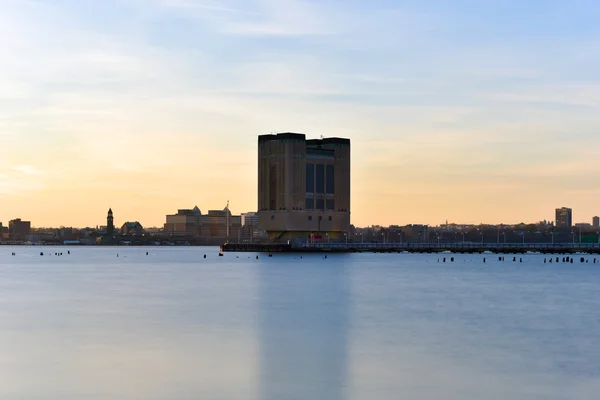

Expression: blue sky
xmin=1 ymin=0 xmax=600 ymax=227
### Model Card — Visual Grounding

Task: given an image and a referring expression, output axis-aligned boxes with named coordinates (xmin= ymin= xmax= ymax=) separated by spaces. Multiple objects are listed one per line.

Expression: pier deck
xmin=221 ymin=242 xmax=600 ymax=254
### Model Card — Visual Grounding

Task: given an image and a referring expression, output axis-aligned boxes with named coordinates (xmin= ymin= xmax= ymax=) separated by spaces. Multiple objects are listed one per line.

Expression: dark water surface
xmin=1 ymin=247 xmax=599 ymax=399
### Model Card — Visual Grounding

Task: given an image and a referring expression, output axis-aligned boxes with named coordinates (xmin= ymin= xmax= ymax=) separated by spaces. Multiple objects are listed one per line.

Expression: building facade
xmin=593 ymin=216 xmax=599 ymax=229
xmin=9 ymin=218 xmax=31 ymax=241
xmin=164 ymin=205 xmax=241 ymax=240
xmin=204 ymin=209 xmax=241 ymax=238
xmin=240 ymin=212 xmax=268 ymax=242
xmin=555 ymin=207 xmax=572 ymax=229
xmin=165 ymin=206 xmax=202 ymax=236
xmin=258 ymin=133 xmax=350 ymax=242
xmin=121 ymin=222 xmax=144 ymax=236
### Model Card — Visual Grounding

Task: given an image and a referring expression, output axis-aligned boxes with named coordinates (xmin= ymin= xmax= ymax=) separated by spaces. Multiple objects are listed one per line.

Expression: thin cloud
xmin=10 ymin=165 xmax=43 ymax=176
xmin=2 ymin=0 xmax=600 ymax=225
xmin=158 ymin=0 xmax=339 ymax=36
xmin=0 ymin=168 xmax=45 ymax=196
xmin=158 ymin=0 xmax=259 ymax=15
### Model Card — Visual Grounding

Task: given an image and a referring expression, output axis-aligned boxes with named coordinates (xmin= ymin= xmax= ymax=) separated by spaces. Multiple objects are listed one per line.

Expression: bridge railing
xmin=301 ymin=242 xmax=600 ymax=250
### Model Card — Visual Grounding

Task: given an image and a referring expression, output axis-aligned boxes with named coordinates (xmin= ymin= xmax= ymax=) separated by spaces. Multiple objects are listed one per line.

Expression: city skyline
xmin=3 ymin=204 xmax=599 ymax=231
xmin=2 ymin=1 xmax=600 ymax=227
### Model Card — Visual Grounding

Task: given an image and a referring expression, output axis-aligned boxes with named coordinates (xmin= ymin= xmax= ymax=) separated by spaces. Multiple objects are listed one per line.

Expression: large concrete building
xmin=258 ymin=132 xmax=350 ymax=242
xmin=555 ymin=207 xmax=573 ymax=229
xmin=593 ymin=216 xmax=599 ymax=229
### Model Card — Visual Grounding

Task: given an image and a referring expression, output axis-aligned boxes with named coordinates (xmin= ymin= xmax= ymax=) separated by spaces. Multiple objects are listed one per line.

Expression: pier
xmin=221 ymin=242 xmax=600 ymax=254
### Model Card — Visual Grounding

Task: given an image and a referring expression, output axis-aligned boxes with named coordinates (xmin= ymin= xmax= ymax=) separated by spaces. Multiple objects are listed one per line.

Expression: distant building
xmin=107 ymin=208 xmax=115 ymax=236
xmin=593 ymin=216 xmax=599 ymax=229
xmin=0 ymin=222 xmax=7 ymax=240
xmin=121 ymin=222 xmax=144 ymax=236
xmin=206 ymin=207 xmax=242 ymax=239
xmin=165 ymin=206 xmax=203 ymax=237
xmin=240 ymin=212 xmax=267 ymax=242
xmin=555 ymin=207 xmax=572 ymax=229
xmin=164 ymin=204 xmax=241 ymax=240
xmin=241 ymin=212 xmax=259 ymax=227
xmin=257 ymin=132 xmax=351 ymax=242
xmin=9 ymin=218 xmax=31 ymax=241
xmin=57 ymin=227 xmax=75 ymax=241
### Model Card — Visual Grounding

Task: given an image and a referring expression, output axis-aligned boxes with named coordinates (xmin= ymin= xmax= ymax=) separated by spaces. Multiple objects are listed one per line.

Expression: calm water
xmin=1 ymin=247 xmax=599 ymax=400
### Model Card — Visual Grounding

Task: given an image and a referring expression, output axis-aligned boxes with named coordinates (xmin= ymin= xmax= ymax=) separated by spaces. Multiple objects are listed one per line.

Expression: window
xmin=316 ymin=164 xmax=325 ymax=194
xmin=306 ymin=163 xmax=314 ymax=193
xmin=328 ymin=216 xmax=332 ymax=221
xmin=326 ymin=165 xmax=334 ymax=194
xmin=316 ymin=199 xmax=325 ymax=210
xmin=306 ymin=198 xmax=314 ymax=210
xmin=269 ymin=166 xmax=277 ymax=210
xmin=308 ymin=216 xmax=312 ymax=221
xmin=270 ymin=215 xmax=275 ymax=220
xmin=326 ymin=199 xmax=334 ymax=210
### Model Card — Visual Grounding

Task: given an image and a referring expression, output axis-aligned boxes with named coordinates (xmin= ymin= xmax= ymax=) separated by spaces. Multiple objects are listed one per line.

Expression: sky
xmin=1 ymin=0 xmax=600 ymax=228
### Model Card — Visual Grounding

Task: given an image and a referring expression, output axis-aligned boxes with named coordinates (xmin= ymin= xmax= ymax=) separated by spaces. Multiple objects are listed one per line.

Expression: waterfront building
xmin=555 ymin=207 xmax=572 ymax=229
xmin=9 ymin=218 xmax=31 ymax=241
xmin=165 ymin=206 xmax=202 ymax=236
xmin=164 ymin=204 xmax=241 ymax=240
xmin=593 ymin=216 xmax=599 ymax=229
xmin=120 ymin=222 xmax=144 ymax=236
xmin=57 ymin=227 xmax=75 ymax=241
xmin=205 ymin=207 xmax=241 ymax=239
xmin=258 ymin=132 xmax=351 ymax=242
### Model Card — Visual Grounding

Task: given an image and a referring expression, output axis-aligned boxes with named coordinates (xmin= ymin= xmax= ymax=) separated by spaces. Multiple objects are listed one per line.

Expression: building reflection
xmin=258 ymin=257 xmax=349 ymax=400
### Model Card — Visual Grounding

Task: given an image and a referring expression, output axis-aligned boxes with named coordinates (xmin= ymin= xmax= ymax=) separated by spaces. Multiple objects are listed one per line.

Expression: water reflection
xmin=0 ymin=247 xmax=260 ymax=399
xmin=258 ymin=255 xmax=349 ymax=400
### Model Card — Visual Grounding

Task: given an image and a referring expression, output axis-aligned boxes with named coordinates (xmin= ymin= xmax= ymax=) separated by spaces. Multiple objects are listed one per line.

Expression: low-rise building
xmin=121 ymin=222 xmax=144 ymax=236
xmin=57 ymin=227 xmax=75 ymax=241
xmin=165 ymin=206 xmax=202 ymax=237
xmin=164 ymin=204 xmax=241 ymax=240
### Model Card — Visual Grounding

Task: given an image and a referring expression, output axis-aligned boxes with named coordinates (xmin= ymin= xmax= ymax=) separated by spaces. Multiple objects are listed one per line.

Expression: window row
xmin=305 ymin=164 xmax=335 ymax=194
xmin=308 ymin=216 xmax=333 ymax=221
xmin=306 ymin=198 xmax=334 ymax=211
